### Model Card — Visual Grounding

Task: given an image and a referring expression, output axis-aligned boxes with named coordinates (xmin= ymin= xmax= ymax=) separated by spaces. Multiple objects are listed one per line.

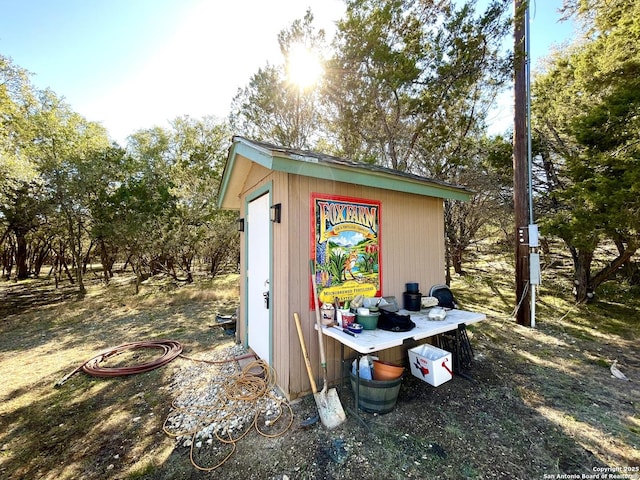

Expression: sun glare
xmin=287 ymin=44 xmax=323 ymax=90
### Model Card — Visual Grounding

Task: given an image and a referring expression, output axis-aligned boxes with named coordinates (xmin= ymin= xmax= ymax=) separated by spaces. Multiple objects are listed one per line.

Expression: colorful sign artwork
xmin=311 ymin=194 xmax=382 ymax=306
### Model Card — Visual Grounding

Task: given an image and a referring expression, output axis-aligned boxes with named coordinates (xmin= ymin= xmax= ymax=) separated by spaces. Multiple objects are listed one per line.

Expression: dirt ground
xmin=0 ymin=265 xmax=638 ymax=479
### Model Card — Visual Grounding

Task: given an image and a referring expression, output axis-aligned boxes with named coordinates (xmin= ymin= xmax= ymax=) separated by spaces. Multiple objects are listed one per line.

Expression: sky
xmin=0 ymin=0 xmax=577 ymax=144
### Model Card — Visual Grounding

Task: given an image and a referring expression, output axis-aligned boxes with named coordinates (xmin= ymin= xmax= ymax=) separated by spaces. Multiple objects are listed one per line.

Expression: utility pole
xmin=513 ymin=0 xmax=531 ymax=326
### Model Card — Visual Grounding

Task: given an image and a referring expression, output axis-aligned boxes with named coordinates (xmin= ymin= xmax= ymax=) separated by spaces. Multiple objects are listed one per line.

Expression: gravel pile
xmin=164 ymin=343 xmax=291 ymax=449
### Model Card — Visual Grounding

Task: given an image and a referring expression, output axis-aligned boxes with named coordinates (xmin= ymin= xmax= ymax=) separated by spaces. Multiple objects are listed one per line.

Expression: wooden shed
xmin=218 ymin=136 xmax=473 ymax=400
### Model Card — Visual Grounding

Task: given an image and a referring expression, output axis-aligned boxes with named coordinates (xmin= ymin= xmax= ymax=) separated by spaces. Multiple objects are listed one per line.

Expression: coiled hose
xmin=55 ymin=339 xmax=183 ymax=386
xmin=162 ymin=358 xmax=293 ymax=472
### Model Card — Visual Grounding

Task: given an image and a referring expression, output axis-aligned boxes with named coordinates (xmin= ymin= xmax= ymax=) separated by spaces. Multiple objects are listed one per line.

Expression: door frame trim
xmin=244 ymin=182 xmax=274 ymax=365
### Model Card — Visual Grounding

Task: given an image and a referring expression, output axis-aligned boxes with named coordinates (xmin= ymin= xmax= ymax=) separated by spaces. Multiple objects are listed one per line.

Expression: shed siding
xmin=271 ymin=170 xmax=291 ymax=399
xmin=235 ymin=159 xmax=447 ymax=400
xmin=284 ymin=175 xmax=446 ymax=398
xmin=237 ymin=161 xmax=294 ymax=398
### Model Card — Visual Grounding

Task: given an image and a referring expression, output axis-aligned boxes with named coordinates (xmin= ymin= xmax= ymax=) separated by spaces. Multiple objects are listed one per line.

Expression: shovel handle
xmin=293 ymin=313 xmax=318 ymax=394
xmin=310 ymin=260 xmax=327 ymax=368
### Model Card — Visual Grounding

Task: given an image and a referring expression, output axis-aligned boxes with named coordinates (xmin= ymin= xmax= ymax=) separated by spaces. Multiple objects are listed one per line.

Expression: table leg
xmin=349 ymin=354 xmax=371 ymax=431
xmin=455 ymin=323 xmax=474 ymax=381
xmin=355 ymin=354 xmax=360 ymax=412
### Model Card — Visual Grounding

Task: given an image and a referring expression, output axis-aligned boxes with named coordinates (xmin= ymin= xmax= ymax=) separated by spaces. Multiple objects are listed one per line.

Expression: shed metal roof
xmin=218 ymin=136 xmax=474 ymax=209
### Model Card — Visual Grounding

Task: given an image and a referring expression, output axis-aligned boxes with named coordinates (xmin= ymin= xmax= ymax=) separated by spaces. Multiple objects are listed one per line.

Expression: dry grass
xmin=458 ymin=247 xmax=640 ymax=470
xmin=0 ymin=255 xmax=639 ymax=479
xmin=0 ymin=272 xmax=240 ymax=480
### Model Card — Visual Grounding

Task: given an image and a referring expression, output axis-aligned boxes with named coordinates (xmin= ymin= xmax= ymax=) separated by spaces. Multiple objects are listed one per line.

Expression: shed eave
xmin=218 ymin=140 xmax=276 ymax=210
xmin=217 ymin=137 xmax=474 ymax=209
xmin=270 ymin=155 xmax=473 ymax=201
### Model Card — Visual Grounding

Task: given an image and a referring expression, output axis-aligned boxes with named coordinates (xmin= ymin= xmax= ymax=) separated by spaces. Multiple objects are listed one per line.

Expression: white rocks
xmin=165 ymin=343 xmax=286 ymax=448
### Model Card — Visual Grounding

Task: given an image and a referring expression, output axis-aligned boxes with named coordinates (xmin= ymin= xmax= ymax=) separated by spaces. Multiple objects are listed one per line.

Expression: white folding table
xmin=320 ymin=309 xmax=487 ymax=416
xmin=322 ymin=309 xmax=486 ymax=354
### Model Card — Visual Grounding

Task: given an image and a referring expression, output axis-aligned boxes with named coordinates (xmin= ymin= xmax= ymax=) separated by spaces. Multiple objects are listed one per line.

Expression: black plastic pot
xmin=405 ymin=282 xmax=419 ymax=293
xmin=403 ymin=292 xmax=421 ymax=311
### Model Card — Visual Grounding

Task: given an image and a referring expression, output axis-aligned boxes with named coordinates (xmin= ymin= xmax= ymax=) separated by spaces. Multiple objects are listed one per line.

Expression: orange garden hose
xmin=162 ymin=358 xmax=294 ymax=472
xmin=54 ymin=341 xmax=292 ymax=472
xmin=55 ymin=339 xmax=183 ymax=386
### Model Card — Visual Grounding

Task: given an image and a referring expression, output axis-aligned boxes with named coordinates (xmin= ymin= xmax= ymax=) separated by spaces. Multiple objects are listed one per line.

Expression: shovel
xmin=294 ymin=312 xmax=346 ymax=429
xmin=310 ymin=260 xmax=346 ymax=428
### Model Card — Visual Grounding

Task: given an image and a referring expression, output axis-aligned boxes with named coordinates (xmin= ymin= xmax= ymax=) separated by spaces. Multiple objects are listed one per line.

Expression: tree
xmin=88 ymin=145 xmax=131 ymax=282
xmin=230 ymin=10 xmax=327 ymax=149
xmin=445 ymin=135 xmax=514 ymax=279
xmin=123 ymin=117 xmax=237 ymax=288
xmin=0 ymin=181 xmax=50 ymax=279
xmin=533 ymin=0 xmax=640 ymax=301
xmin=163 ymin=116 xmax=234 ymax=282
xmin=2 ymin=53 xmax=238 ymax=289
xmin=324 ymin=0 xmax=511 ymax=169
xmin=1 ymin=55 xmax=52 ymax=279
xmin=31 ymin=90 xmax=112 ymax=294
xmin=325 ymin=0 xmax=512 ymax=280
xmin=0 ymin=56 xmax=39 ymax=187
xmin=105 ymin=170 xmax=177 ymax=292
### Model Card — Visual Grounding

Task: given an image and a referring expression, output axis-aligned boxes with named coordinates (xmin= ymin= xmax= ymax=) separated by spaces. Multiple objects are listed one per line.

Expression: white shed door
xmin=247 ymin=193 xmax=271 ymax=364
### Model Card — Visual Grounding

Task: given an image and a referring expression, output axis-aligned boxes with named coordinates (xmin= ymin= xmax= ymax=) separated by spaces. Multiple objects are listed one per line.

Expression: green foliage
xmin=326 ymin=247 xmax=347 ymax=282
xmin=230 ymin=10 xmax=326 ymax=149
xmin=0 ymin=52 xmax=238 ymax=287
xmin=326 ymin=0 xmax=511 ymax=170
xmin=0 ymin=56 xmax=39 ymax=193
xmin=122 ymin=117 xmax=236 ymax=283
xmin=533 ymin=0 xmax=640 ymax=300
xmin=0 ymin=57 xmax=116 ymax=287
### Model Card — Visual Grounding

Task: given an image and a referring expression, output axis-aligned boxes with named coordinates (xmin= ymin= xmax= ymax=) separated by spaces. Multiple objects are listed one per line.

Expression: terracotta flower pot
xmin=372 ymin=360 xmax=404 ymax=381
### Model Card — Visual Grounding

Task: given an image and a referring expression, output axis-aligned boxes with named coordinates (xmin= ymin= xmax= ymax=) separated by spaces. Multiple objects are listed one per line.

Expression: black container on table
xmin=405 ymin=282 xmax=419 ymax=293
xmin=403 ymin=291 xmax=421 ymax=311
